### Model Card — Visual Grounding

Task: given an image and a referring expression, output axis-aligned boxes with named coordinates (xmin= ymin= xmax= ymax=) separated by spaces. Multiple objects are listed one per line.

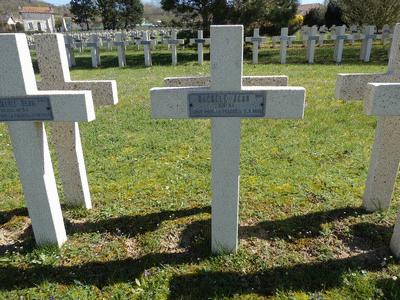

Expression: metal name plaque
xmin=168 ymin=40 xmax=181 ymax=44
xmin=250 ymin=37 xmax=264 ymax=42
xmin=336 ymin=35 xmax=348 ymax=39
xmin=113 ymin=42 xmax=125 ymax=46
xmin=194 ymin=39 xmax=206 ymax=43
xmin=85 ymin=42 xmax=98 ymax=47
xmin=141 ymin=41 xmax=151 ymax=45
xmin=366 ymin=34 xmax=377 ymax=39
xmin=0 ymin=96 xmax=53 ymax=121
xmin=308 ymin=36 xmax=320 ymax=40
xmin=188 ymin=92 xmax=265 ymax=118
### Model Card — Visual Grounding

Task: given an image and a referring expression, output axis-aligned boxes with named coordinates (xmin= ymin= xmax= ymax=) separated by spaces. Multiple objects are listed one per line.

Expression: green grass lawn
xmin=0 ymin=39 xmax=399 ymax=299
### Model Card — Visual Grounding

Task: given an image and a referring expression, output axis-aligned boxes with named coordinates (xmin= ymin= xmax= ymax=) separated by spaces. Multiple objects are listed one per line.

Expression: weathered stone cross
xmin=0 ymin=33 xmax=95 ymax=246
xmin=335 ymin=23 xmax=400 ymax=212
xmin=35 ymin=33 xmax=118 ymax=209
xmin=150 ymin=25 xmax=305 ymax=254
xmin=335 ymin=23 xmax=400 ymax=257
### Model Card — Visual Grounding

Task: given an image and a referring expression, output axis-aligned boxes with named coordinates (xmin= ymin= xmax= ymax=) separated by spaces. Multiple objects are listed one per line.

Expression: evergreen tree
xmin=69 ymin=0 xmax=96 ymax=30
xmin=303 ymin=6 xmax=326 ymax=27
xmin=324 ymin=0 xmax=345 ymax=28
xmin=262 ymin=0 xmax=300 ymax=36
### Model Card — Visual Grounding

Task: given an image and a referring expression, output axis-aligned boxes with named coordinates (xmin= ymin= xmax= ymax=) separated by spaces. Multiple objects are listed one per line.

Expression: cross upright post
xmin=35 ymin=33 xmax=118 ymax=208
xmin=82 ymin=34 xmax=102 ymax=68
xmin=190 ymin=30 xmax=210 ymax=65
xmin=162 ymin=29 xmax=184 ymax=65
xmin=301 ymin=26 xmax=319 ymax=63
xmin=245 ymin=28 xmax=267 ymax=64
xmin=335 ymin=23 xmax=400 ymax=212
xmin=112 ymin=32 xmax=129 ymax=67
xmin=140 ymin=31 xmax=156 ymax=66
xmin=0 ymin=33 xmax=95 ymax=246
xmin=328 ymin=26 xmax=352 ymax=63
xmin=150 ymin=25 xmax=305 ymax=254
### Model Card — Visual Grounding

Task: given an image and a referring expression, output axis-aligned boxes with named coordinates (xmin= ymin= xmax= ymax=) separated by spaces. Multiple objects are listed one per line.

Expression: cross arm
xmin=190 ymin=38 xmax=211 ymax=43
xmin=245 ymin=37 xmax=267 ymax=42
xmin=335 ymin=73 xmax=395 ymax=100
xmin=150 ymin=86 xmax=305 ymax=119
xmin=163 ymin=76 xmax=289 ymax=87
xmin=364 ymin=83 xmax=400 ymax=115
xmin=37 ymin=80 xmax=118 ymax=106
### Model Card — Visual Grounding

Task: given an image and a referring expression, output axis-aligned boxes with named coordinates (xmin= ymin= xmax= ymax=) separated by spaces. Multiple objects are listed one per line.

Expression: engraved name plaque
xmin=0 ymin=96 xmax=53 ymax=121
xmin=188 ymin=92 xmax=265 ymax=118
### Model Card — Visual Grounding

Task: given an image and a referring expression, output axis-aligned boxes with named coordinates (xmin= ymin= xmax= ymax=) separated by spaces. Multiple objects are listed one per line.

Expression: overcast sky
xmin=41 ymin=0 xmax=325 ymax=7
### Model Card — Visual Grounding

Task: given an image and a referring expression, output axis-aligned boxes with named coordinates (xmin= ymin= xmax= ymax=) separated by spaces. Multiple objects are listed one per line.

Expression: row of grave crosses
xmin=2 ymin=24 xmax=400 ymax=258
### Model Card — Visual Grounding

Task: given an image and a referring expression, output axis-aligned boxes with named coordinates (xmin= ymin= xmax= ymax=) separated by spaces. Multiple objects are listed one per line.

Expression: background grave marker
xmin=35 ymin=33 xmax=118 ymax=208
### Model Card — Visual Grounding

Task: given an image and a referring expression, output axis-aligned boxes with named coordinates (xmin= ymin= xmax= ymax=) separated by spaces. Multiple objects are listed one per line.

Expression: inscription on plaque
xmin=113 ymin=42 xmax=125 ymax=46
xmin=86 ymin=42 xmax=98 ymax=47
xmin=250 ymin=37 xmax=264 ymax=42
xmin=336 ymin=35 xmax=349 ymax=40
xmin=0 ymin=96 xmax=53 ymax=121
xmin=366 ymin=35 xmax=377 ymax=39
xmin=141 ymin=41 xmax=151 ymax=45
xmin=308 ymin=36 xmax=320 ymax=40
xmin=188 ymin=92 xmax=265 ymax=118
xmin=195 ymin=39 xmax=206 ymax=43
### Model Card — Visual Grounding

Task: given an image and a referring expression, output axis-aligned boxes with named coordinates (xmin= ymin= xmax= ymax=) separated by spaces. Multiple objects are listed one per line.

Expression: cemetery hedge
xmin=1 ymin=39 xmax=400 ymax=299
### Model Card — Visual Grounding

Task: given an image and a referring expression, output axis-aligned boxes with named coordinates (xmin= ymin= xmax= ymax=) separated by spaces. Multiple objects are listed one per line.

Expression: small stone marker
xmin=245 ymin=28 xmax=267 ymax=64
xmin=35 ymin=33 xmax=118 ymax=208
xmin=150 ymin=25 xmax=305 ymax=254
xmin=301 ymin=26 xmax=319 ymax=63
xmin=140 ymin=31 xmax=156 ymax=66
xmin=328 ymin=26 xmax=351 ymax=63
xmin=162 ymin=29 xmax=184 ymax=65
xmin=335 ymin=23 xmax=400 ymax=213
xmin=190 ymin=30 xmax=210 ymax=65
xmin=0 ymin=33 xmax=95 ymax=246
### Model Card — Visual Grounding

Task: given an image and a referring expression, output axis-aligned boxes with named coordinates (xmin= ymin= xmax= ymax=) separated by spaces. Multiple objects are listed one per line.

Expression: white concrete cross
xmin=275 ymin=27 xmax=296 ymax=64
xmin=301 ymin=26 xmax=319 ymax=63
xmin=381 ymin=24 xmax=391 ymax=45
xmin=362 ymin=69 xmax=400 ymax=258
xmin=318 ymin=25 xmax=327 ymax=47
xmin=112 ymin=32 xmax=129 ymax=67
xmin=150 ymin=25 xmax=305 ymax=254
xmin=140 ymin=31 xmax=156 ymax=66
xmin=335 ymin=23 xmax=400 ymax=214
xmin=64 ymin=35 xmax=76 ymax=67
xmin=0 ymin=33 xmax=95 ymax=246
xmin=162 ymin=29 xmax=184 ymax=65
xmin=35 ymin=33 xmax=118 ymax=208
xmin=190 ymin=30 xmax=210 ymax=65
xmin=348 ymin=25 xmax=358 ymax=46
xmin=82 ymin=34 xmax=102 ymax=68
xmin=356 ymin=26 xmax=381 ymax=62
xmin=150 ymin=31 xmax=158 ymax=50
xmin=328 ymin=26 xmax=352 ymax=63
xmin=245 ymin=28 xmax=267 ymax=64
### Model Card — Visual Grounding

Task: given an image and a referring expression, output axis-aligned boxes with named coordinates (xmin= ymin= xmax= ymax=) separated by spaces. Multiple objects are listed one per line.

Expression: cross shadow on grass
xmin=0 ymin=205 xmax=396 ymax=297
